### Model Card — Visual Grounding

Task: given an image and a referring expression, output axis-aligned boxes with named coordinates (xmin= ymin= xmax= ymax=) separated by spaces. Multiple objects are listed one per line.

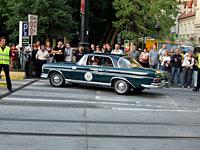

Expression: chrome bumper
xmin=41 ymin=73 xmax=48 ymax=78
xmin=142 ymin=81 xmax=169 ymax=89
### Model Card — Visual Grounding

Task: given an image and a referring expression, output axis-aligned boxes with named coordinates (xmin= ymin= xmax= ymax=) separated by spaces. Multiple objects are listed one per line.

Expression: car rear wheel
xmin=113 ymin=80 xmax=130 ymax=95
xmin=50 ymin=72 xmax=65 ymax=87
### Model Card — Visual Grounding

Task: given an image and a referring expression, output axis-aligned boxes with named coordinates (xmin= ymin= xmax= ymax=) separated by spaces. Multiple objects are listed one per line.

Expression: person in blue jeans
xmin=170 ymin=48 xmax=182 ymax=86
xmin=149 ymin=44 xmax=159 ymax=69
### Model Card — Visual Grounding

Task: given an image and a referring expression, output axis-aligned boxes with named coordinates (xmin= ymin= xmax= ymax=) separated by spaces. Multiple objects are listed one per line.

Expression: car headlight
xmin=153 ymin=78 xmax=161 ymax=83
xmin=156 ymin=70 xmax=161 ymax=74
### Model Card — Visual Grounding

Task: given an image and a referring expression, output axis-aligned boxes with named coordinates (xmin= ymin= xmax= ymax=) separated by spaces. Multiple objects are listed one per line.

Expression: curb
xmin=0 ymin=71 xmax=25 ymax=81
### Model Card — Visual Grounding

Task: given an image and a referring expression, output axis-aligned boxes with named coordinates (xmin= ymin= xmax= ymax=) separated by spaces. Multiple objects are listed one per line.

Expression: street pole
xmin=30 ymin=35 xmax=33 ymax=51
xmin=155 ymin=23 xmax=160 ymax=50
xmin=79 ymin=0 xmax=90 ymax=48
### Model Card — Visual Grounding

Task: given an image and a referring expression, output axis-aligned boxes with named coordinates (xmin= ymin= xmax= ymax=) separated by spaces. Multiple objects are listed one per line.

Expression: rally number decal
xmin=84 ymin=72 xmax=93 ymax=81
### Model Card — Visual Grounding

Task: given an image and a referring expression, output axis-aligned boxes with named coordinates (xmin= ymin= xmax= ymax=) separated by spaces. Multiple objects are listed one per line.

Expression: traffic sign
xmin=22 ymin=37 xmax=29 ymax=46
xmin=28 ymin=14 xmax=38 ymax=36
xmin=22 ymin=22 xmax=29 ymax=36
xmin=19 ymin=21 xmax=29 ymax=47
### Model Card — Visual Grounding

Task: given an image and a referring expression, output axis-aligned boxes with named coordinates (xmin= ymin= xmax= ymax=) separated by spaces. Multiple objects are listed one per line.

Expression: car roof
xmin=85 ymin=53 xmax=124 ymax=58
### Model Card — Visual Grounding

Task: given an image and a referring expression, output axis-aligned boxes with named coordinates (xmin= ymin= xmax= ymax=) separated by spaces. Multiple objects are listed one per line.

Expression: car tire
xmin=50 ymin=72 xmax=65 ymax=87
xmin=113 ymin=80 xmax=130 ymax=95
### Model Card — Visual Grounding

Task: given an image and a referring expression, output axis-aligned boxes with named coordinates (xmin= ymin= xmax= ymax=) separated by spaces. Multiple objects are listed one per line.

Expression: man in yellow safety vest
xmin=0 ymin=37 xmax=12 ymax=93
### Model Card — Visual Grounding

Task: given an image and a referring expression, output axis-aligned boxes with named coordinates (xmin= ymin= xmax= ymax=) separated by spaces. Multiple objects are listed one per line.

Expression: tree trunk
xmin=110 ymin=28 xmax=120 ymax=47
xmin=52 ymin=39 xmax=56 ymax=48
xmin=106 ymin=27 xmax=115 ymax=44
xmin=100 ymin=22 xmax=112 ymax=44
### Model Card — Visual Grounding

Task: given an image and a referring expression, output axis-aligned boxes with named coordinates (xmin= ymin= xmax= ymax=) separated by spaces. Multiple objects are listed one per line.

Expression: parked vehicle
xmin=41 ymin=54 xmax=169 ymax=95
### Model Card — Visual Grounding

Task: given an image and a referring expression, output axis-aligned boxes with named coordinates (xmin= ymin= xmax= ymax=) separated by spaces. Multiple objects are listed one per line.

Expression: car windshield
xmin=118 ymin=56 xmax=143 ymax=68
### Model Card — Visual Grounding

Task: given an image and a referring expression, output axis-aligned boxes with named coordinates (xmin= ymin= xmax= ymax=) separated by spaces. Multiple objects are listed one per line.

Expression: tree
xmin=0 ymin=0 xmax=10 ymax=38
xmin=81 ymin=0 xmax=116 ymax=45
xmin=1 ymin=0 xmax=117 ymax=45
xmin=5 ymin=0 xmax=77 ymax=43
xmin=113 ymin=0 xmax=179 ymax=40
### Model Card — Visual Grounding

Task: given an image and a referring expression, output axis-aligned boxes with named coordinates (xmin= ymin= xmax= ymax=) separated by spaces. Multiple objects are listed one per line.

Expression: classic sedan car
xmin=41 ymin=53 xmax=169 ymax=95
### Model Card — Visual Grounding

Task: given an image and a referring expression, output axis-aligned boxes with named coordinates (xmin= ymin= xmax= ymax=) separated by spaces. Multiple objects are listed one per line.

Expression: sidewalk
xmin=0 ymin=71 xmax=37 ymax=97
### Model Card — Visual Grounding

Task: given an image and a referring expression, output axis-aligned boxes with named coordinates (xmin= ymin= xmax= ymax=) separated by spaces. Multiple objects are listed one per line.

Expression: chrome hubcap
xmin=53 ymin=76 xmax=61 ymax=84
xmin=117 ymin=82 xmax=126 ymax=91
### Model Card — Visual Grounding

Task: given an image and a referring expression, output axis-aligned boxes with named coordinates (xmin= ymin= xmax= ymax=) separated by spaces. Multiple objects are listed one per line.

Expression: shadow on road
xmin=62 ymin=83 xmax=164 ymax=98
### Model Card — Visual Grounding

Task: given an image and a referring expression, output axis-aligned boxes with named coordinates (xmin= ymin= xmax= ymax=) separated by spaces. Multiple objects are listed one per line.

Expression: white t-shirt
xmin=36 ymin=50 xmax=49 ymax=61
xmin=161 ymin=56 xmax=171 ymax=66
xmin=111 ymin=49 xmax=124 ymax=55
xmin=64 ymin=48 xmax=73 ymax=62
xmin=182 ymin=56 xmax=194 ymax=68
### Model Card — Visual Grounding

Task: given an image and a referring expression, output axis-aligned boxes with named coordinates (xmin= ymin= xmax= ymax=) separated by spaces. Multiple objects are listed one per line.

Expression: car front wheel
xmin=113 ymin=80 xmax=130 ymax=95
xmin=50 ymin=72 xmax=65 ymax=87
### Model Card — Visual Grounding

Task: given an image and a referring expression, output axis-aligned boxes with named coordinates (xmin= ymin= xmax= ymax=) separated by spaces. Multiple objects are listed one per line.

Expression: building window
xmin=192 ymin=22 xmax=194 ymax=34
xmin=184 ymin=24 xmax=187 ymax=35
xmin=180 ymin=24 xmax=182 ymax=35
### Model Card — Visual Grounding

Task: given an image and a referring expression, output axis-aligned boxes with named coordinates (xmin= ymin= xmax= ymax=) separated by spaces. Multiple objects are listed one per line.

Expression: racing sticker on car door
xmin=84 ymin=72 xmax=93 ymax=81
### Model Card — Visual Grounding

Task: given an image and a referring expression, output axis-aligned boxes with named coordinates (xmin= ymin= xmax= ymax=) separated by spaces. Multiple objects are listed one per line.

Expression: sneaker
xmin=192 ymin=88 xmax=199 ymax=92
xmin=187 ymin=86 xmax=191 ymax=89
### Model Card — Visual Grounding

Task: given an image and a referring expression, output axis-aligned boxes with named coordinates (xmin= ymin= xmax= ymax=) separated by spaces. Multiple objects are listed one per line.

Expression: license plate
xmin=161 ymin=80 xmax=166 ymax=83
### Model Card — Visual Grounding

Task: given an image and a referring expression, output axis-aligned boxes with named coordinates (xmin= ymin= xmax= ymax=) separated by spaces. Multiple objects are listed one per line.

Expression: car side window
xmin=101 ymin=57 xmax=113 ymax=67
xmin=86 ymin=56 xmax=113 ymax=67
xmin=86 ymin=56 xmax=102 ymax=66
xmin=86 ymin=56 xmax=93 ymax=65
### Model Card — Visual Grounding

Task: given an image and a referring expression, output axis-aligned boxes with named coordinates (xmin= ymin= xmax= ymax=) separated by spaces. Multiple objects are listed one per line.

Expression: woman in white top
xmin=111 ymin=44 xmax=124 ymax=55
xmin=94 ymin=45 xmax=103 ymax=53
xmin=182 ymin=51 xmax=194 ymax=88
xmin=161 ymin=50 xmax=171 ymax=72
xmin=45 ymin=40 xmax=53 ymax=63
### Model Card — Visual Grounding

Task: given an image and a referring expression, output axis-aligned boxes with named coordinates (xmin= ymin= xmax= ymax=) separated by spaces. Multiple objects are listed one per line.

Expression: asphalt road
xmin=0 ymin=79 xmax=200 ymax=150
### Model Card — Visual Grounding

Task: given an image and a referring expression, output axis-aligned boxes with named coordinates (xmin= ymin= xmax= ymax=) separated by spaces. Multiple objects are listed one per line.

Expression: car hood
xmin=119 ymin=67 xmax=169 ymax=78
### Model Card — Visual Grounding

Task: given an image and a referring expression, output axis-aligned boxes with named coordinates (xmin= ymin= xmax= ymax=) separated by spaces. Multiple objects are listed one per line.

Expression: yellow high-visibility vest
xmin=0 ymin=46 xmax=10 ymax=65
xmin=198 ymin=53 xmax=200 ymax=69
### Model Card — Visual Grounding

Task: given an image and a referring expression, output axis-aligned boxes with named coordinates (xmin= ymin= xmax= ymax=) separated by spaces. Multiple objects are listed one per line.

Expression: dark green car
xmin=41 ymin=53 xmax=169 ymax=95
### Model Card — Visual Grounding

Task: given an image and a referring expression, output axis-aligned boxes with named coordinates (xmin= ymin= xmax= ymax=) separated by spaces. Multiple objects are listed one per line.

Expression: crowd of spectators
xmin=7 ymin=40 xmax=200 ymax=89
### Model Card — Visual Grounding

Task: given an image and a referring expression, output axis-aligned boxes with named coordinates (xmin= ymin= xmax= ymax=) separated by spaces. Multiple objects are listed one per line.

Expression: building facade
xmin=177 ymin=0 xmax=200 ymax=45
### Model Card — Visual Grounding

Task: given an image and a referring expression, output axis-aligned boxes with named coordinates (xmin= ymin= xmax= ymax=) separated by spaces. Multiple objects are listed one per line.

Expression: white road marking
xmin=95 ymin=96 xmax=129 ymax=102
xmin=2 ymin=97 xmax=200 ymax=113
xmin=165 ymin=95 xmax=179 ymax=106
xmin=111 ymin=107 xmax=200 ymax=113
xmin=2 ymin=97 xmax=137 ymax=106
xmin=156 ymin=106 xmax=163 ymax=108
xmin=96 ymin=95 xmax=177 ymax=106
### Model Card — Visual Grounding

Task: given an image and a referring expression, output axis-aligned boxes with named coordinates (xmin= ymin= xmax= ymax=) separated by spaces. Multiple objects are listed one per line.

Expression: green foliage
xmin=89 ymin=0 xmax=115 ymax=44
xmin=1 ymin=0 xmax=115 ymax=44
xmin=0 ymin=0 xmax=10 ymax=37
xmin=113 ymin=0 xmax=179 ymax=40
xmin=4 ymin=0 xmax=77 ymax=42
xmin=1 ymin=0 xmax=179 ymax=44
